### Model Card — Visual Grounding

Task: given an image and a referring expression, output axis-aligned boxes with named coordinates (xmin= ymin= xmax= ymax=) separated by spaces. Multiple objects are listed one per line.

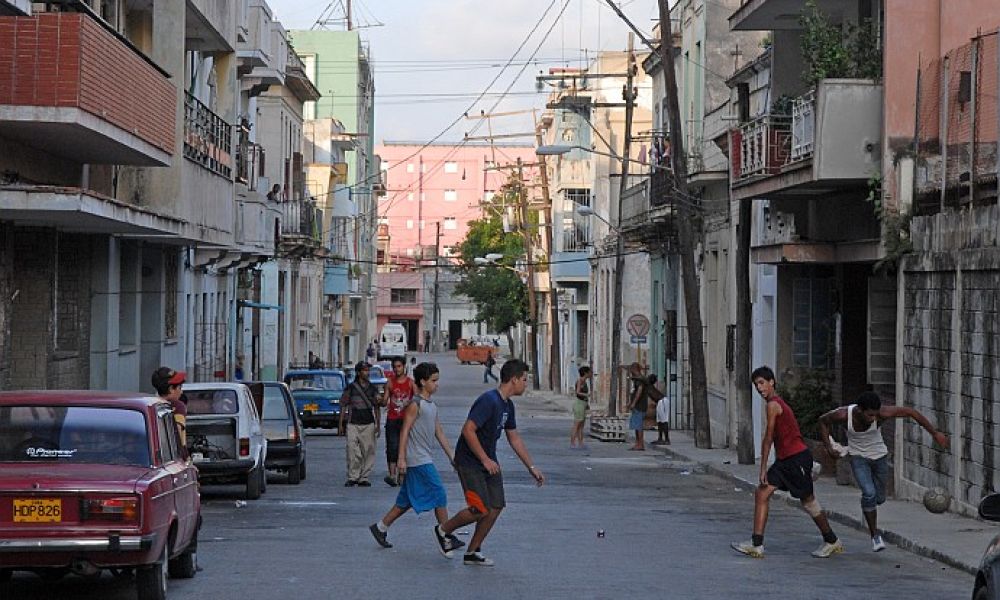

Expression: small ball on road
xmin=923 ymin=486 xmax=951 ymax=514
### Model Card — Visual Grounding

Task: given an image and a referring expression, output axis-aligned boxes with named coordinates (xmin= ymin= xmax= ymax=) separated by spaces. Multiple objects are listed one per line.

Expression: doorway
xmin=448 ymin=320 xmax=463 ymax=350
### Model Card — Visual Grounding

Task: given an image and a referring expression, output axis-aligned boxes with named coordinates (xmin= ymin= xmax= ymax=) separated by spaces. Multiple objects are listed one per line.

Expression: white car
xmin=183 ymin=383 xmax=268 ymax=500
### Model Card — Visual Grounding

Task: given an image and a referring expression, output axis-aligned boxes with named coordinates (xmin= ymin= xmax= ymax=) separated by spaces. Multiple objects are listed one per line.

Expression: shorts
xmin=629 ymin=409 xmax=645 ymax=431
xmin=384 ymin=418 xmax=402 ymax=462
xmin=573 ymin=399 xmax=588 ymax=422
xmin=766 ymin=449 xmax=815 ymax=500
xmin=457 ymin=464 xmax=505 ymax=513
xmin=394 ymin=463 xmax=447 ymax=513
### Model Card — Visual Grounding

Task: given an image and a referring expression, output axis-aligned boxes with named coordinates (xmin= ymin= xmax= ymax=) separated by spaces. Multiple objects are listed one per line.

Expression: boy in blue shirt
xmin=433 ymin=359 xmax=545 ymax=566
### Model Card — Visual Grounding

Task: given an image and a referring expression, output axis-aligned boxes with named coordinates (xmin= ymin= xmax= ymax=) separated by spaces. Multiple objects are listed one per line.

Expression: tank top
xmin=386 ymin=375 xmax=414 ymax=421
xmin=406 ymin=396 xmax=437 ymax=467
xmin=770 ymin=395 xmax=808 ymax=460
xmin=576 ymin=379 xmax=589 ymax=402
xmin=846 ymin=404 xmax=888 ymax=459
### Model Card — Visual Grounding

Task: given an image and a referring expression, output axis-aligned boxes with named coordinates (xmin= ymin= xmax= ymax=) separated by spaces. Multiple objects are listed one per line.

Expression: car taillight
xmin=287 ymin=425 xmax=298 ymax=441
xmin=82 ymin=497 xmax=139 ymax=522
xmin=239 ymin=437 xmax=250 ymax=456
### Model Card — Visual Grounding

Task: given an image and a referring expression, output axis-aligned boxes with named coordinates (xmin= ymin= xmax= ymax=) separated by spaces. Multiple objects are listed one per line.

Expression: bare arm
xmin=338 ymin=390 xmax=349 ymax=435
xmin=434 ymin=418 xmax=454 ymax=466
xmin=461 ymin=419 xmax=500 ymax=475
xmin=881 ymin=406 xmax=950 ymax=449
xmin=506 ymin=429 xmax=544 ymax=486
xmin=818 ymin=407 xmax=849 ymax=456
xmin=395 ymin=401 xmax=419 ymax=475
xmin=759 ymin=401 xmax=781 ymax=486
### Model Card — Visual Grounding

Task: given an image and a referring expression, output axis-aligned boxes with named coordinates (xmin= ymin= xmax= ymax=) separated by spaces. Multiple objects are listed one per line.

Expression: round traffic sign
xmin=626 ymin=314 xmax=650 ymax=337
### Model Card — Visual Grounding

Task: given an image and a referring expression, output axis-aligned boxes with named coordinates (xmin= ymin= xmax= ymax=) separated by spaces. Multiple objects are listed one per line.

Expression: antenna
xmin=312 ymin=0 xmax=384 ymax=31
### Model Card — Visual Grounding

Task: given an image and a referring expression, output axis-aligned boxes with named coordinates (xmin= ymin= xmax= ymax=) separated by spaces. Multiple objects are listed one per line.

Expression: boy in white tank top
xmin=819 ymin=391 xmax=949 ymax=552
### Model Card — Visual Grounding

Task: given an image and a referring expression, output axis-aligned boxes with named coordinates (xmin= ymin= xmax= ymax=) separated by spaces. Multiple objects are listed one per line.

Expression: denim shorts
xmin=850 ymin=454 xmax=889 ymax=511
xmin=629 ymin=409 xmax=645 ymax=431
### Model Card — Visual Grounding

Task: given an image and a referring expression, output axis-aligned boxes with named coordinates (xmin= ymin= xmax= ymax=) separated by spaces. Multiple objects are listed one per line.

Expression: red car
xmin=0 ymin=392 xmax=200 ymax=599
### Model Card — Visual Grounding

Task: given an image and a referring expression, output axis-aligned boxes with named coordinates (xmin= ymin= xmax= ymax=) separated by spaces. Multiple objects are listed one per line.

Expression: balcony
xmin=730 ymin=0 xmax=857 ymax=31
xmin=0 ymin=13 xmax=175 ymax=166
xmin=286 ymin=46 xmax=320 ymax=103
xmin=279 ymin=199 xmax=323 ymax=247
xmin=186 ymin=0 xmax=236 ymax=52
xmin=184 ymin=91 xmax=233 ymax=179
xmin=730 ymin=80 xmax=882 ymax=200
xmin=620 ymin=170 xmax=676 ymax=246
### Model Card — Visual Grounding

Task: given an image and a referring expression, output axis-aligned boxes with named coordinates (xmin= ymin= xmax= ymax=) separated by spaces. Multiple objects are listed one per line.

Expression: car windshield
xmin=0 ymin=406 xmax=150 ymax=466
xmin=382 ymin=333 xmax=403 ymax=343
xmin=286 ymin=374 xmax=344 ymax=392
xmin=262 ymin=386 xmax=290 ymax=420
xmin=186 ymin=390 xmax=239 ymax=415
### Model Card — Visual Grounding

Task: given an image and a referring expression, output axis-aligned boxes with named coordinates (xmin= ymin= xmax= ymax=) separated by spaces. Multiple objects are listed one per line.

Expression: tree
xmin=454 ymin=210 xmax=528 ymax=352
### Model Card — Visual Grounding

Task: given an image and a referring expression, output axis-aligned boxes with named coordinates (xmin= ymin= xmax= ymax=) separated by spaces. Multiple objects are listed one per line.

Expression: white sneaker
xmin=811 ymin=540 xmax=845 ymax=558
xmin=731 ymin=540 xmax=764 ymax=558
xmin=872 ymin=535 xmax=886 ymax=552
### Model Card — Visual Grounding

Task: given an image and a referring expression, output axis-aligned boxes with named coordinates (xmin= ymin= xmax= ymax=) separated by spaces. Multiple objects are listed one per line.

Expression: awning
xmin=237 ymin=300 xmax=285 ymax=312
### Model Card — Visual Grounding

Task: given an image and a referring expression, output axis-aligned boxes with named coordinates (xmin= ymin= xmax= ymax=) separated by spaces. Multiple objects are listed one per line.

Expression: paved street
xmin=5 ymin=355 xmax=976 ymax=599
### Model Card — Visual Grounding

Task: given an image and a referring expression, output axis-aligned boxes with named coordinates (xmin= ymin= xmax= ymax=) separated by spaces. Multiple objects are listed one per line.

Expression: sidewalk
xmin=522 ymin=388 xmax=994 ymax=574
xmin=656 ymin=431 xmax=994 ymax=575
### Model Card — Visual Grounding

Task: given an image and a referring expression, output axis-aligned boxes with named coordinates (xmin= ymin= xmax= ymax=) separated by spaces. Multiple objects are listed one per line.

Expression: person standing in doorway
xmin=339 ymin=362 xmax=380 ymax=487
xmin=626 ymin=363 xmax=648 ymax=451
xmin=383 ymin=357 xmax=415 ymax=487
xmin=732 ymin=366 xmax=843 ymax=559
xmin=368 ymin=362 xmax=465 ymax=554
xmin=570 ymin=366 xmax=592 ymax=449
xmin=483 ymin=352 xmax=499 ymax=384
xmin=434 ymin=359 xmax=545 ymax=566
xmin=819 ymin=390 xmax=949 ymax=552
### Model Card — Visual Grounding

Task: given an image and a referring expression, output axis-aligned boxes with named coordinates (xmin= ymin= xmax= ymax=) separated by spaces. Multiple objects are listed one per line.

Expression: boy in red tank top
xmin=731 ymin=366 xmax=843 ymax=559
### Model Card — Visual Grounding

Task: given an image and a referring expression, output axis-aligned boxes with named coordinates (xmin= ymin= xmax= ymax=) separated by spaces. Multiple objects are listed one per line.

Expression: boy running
xmin=434 ymin=359 xmax=545 ymax=566
xmin=732 ymin=366 xmax=843 ymax=559
xmin=819 ymin=390 xmax=949 ymax=552
xmin=369 ymin=362 xmax=465 ymax=555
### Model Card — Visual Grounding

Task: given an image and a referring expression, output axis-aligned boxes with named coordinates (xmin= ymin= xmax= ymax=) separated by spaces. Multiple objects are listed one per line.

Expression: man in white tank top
xmin=819 ymin=391 xmax=949 ymax=552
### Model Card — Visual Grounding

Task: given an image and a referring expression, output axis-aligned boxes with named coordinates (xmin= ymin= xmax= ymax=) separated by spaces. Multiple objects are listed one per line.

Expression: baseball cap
xmin=152 ymin=366 xmax=186 ymax=389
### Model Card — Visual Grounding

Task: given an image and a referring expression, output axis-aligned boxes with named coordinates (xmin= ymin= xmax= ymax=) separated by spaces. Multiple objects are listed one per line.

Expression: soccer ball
xmin=923 ymin=486 xmax=951 ymax=514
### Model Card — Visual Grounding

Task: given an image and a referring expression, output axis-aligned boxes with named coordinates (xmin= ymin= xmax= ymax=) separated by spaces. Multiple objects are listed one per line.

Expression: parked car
xmin=183 ymin=383 xmax=267 ymax=500
xmin=284 ymin=369 xmax=347 ymax=430
xmin=368 ymin=365 xmax=388 ymax=397
xmin=974 ymin=494 xmax=1000 ymax=599
xmin=0 ymin=391 xmax=200 ymax=599
xmin=246 ymin=382 xmax=306 ymax=484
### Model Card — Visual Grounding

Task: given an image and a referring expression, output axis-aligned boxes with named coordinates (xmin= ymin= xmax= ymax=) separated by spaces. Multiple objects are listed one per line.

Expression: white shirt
xmin=846 ymin=404 xmax=888 ymax=460
xmin=656 ymin=396 xmax=671 ymax=423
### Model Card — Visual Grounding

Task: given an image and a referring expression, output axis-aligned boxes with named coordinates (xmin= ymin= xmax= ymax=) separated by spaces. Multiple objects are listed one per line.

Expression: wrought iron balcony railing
xmin=184 ymin=91 xmax=233 ymax=179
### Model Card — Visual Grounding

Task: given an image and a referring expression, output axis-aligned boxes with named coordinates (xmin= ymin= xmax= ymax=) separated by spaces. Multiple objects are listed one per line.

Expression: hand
xmin=529 ymin=466 xmax=545 ymax=487
xmin=759 ymin=470 xmax=768 ymax=487
xmin=396 ymin=460 xmax=407 ymax=479
xmin=481 ymin=458 xmax=501 ymax=475
xmin=824 ymin=443 xmax=837 ymax=459
xmin=933 ymin=432 xmax=950 ymax=449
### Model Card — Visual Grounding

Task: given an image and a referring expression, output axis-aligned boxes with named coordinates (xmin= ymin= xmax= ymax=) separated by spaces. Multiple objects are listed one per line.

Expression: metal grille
xmin=184 ymin=91 xmax=233 ymax=179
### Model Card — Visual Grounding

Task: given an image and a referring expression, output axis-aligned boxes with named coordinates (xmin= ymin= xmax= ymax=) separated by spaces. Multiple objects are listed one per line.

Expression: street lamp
xmin=575 ymin=204 xmax=616 ymax=232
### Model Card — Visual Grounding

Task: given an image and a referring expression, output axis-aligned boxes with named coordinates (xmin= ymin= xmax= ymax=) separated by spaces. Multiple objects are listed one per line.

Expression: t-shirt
xmin=656 ymin=396 xmax=671 ymax=423
xmin=168 ymin=397 xmax=188 ymax=444
xmin=386 ymin=375 xmax=414 ymax=421
xmin=454 ymin=389 xmax=517 ymax=468
xmin=343 ymin=381 xmax=378 ymax=425
xmin=630 ymin=378 xmax=649 ymax=412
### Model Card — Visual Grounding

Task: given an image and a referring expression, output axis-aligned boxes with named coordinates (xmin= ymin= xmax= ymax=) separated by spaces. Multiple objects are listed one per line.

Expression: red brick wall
xmin=0 ymin=13 xmax=175 ymax=155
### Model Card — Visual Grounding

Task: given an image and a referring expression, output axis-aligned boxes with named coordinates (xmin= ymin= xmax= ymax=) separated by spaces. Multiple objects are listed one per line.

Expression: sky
xmin=267 ymin=0 xmax=660 ymax=143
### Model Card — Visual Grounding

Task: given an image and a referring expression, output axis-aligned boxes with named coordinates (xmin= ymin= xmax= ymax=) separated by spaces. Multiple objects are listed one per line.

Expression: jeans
xmin=483 ymin=366 xmax=498 ymax=383
xmin=850 ymin=454 xmax=889 ymax=512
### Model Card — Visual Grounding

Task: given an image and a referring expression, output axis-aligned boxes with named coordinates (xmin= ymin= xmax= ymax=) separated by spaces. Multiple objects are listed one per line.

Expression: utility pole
xmin=535 ymin=122 xmax=561 ymax=392
xmin=608 ymin=34 xmax=636 ymax=417
xmin=657 ymin=0 xmax=711 ymax=448
xmin=517 ymin=158 xmax=540 ymax=390
xmin=432 ymin=221 xmax=441 ymax=353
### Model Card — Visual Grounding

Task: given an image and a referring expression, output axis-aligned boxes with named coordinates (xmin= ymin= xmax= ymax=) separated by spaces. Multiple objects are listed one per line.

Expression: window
xmin=262 ymin=386 xmax=291 ymax=420
xmin=406 ymin=219 xmax=414 ymax=229
xmin=157 ymin=413 xmax=176 ymax=464
xmin=390 ymin=288 xmax=417 ymax=305
xmin=445 ymin=162 xmax=458 ymax=173
xmin=562 ymin=189 xmax=591 ymax=251
xmin=0 ymin=406 xmax=150 ymax=466
xmin=444 ymin=217 xmax=457 ymax=230
xmin=186 ymin=390 xmax=240 ymax=415
xmin=406 ymin=163 xmax=414 ymax=173
xmin=164 ymin=251 xmax=178 ymax=339
xmin=443 ymin=189 xmax=457 ymax=202
xmin=118 ymin=244 xmax=137 ymax=347
xmin=378 ymin=217 xmax=389 ymax=226
xmin=792 ymin=277 xmax=834 ymax=369
xmin=419 ymin=220 xmax=425 ymax=230
xmin=407 ymin=192 xmax=414 ymax=202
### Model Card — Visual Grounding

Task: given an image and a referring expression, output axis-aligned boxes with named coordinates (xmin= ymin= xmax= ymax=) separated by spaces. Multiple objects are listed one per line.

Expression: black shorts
xmin=457 ymin=465 xmax=505 ymax=512
xmin=385 ymin=418 xmax=402 ymax=462
xmin=766 ymin=449 xmax=814 ymax=500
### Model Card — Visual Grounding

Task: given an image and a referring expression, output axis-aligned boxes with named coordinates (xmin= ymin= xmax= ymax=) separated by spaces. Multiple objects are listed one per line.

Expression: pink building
xmin=376 ymin=143 xmax=536 ymax=260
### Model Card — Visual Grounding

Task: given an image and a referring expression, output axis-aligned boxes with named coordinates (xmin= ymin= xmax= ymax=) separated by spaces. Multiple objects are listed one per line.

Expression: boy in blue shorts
xmin=369 ymin=362 xmax=465 ymax=555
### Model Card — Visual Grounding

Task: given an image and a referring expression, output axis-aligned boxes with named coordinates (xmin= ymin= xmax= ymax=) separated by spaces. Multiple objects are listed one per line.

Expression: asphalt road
xmin=6 ymin=354 xmax=976 ymax=599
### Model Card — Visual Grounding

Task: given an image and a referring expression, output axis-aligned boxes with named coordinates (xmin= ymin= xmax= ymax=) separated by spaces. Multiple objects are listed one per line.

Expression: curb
xmin=656 ymin=445 xmax=979 ymax=575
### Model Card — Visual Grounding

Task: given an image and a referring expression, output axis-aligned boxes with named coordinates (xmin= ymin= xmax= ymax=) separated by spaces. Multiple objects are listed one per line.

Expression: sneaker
xmin=731 ymin=540 xmax=764 ymax=558
xmin=383 ymin=475 xmax=398 ymax=487
xmin=344 ymin=480 xmax=357 ymax=487
xmin=872 ymin=535 xmax=886 ymax=552
xmin=357 ymin=480 xmax=372 ymax=487
xmin=811 ymin=540 xmax=845 ymax=558
xmin=446 ymin=533 xmax=465 ymax=551
xmin=433 ymin=525 xmax=457 ymax=558
xmin=463 ymin=551 xmax=495 ymax=567
xmin=369 ymin=523 xmax=392 ymax=548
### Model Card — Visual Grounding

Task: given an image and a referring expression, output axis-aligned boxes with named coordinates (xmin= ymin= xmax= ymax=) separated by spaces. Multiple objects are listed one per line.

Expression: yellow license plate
xmin=13 ymin=498 xmax=62 ymax=523
xmin=304 ymin=403 xmax=318 ymax=411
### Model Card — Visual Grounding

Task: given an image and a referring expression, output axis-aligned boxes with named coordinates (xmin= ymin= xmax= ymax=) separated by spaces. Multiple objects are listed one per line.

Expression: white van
xmin=379 ymin=323 xmax=407 ymax=360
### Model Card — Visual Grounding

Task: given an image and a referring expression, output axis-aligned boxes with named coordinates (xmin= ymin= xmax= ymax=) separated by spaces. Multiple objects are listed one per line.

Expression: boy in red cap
xmin=152 ymin=366 xmax=187 ymax=445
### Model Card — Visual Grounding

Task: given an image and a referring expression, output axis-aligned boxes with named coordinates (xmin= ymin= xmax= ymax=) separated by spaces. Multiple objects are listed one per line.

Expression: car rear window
xmin=286 ymin=374 xmax=344 ymax=392
xmin=186 ymin=390 xmax=239 ymax=415
xmin=370 ymin=366 xmax=385 ymax=379
xmin=0 ymin=406 xmax=150 ymax=465
xmin=262 ymin=386 xmax=290 ymax=420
